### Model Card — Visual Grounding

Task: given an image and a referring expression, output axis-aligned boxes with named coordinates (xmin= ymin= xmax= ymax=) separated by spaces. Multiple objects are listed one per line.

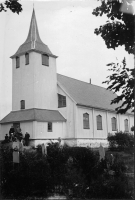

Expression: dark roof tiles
xmin=0 ymin=108 xmax=66 ymax=124
xmin=57 ymin=74 xmax=131 ymax=113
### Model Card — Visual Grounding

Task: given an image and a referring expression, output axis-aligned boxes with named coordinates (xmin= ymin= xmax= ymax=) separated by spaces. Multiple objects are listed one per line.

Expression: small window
xmin=25 ymin=53 xmax=29 ymax=65
xmin=97 ymin=115 xmax=102 ymax=130
xmin=124 ymin=119 xmax=129 ymax=132
xmin=16 ymin=56 xmax=20 ymax=68
xmin=111 ymin=117 xmax=117 ymax=131
xmin=20 ymin=100 xmax=25 ymax=109
xmin=48 ymin=122 xmax=52 ymax=132
xmin=83 ymin=113 xmax=89 ymax=129
xmin=58 ymin=94 xmax=66 ymax=108
xmin=42 ymin=54 xmax=49 ymax=66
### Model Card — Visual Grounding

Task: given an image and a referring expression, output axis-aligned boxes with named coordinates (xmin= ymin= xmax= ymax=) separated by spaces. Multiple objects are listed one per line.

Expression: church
xmin=0 ymin=9 xmax=134 ymax=147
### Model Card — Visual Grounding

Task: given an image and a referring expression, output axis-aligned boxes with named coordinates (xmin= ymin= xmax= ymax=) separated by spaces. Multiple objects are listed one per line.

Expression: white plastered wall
xmin=93 ymin=109 xmax=108 ymax=138
xmin=118 ymin=114 xmax=134 ymax=132
xmin=107 ymin=112 xmax=117 ymax=134
xmin=34 ymin=53 xmax=57 ymax=110
xmin=34 ymin=121 xmax=66 ymax=139
xmin=76 ymin=106 xmax=93 ymax=138
xmin=12 ymin=52 xmax=58 ymax=111
xmin=12 ymin=54 xmax=34 ymax=110
xmin=0 ymin=123 xmax=12 ymax=140
xmin=57 ymin=85 xmax=75 ymax=138
xmin=129 ymin=115 xmax=134 ymax=133
xmin=20 ymin=121 xmax=33 ymax=138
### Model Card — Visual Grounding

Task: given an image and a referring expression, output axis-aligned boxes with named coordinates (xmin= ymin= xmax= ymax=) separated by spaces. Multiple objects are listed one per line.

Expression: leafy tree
xmin=0 ymin=0 xmax=22 ymax=14
xmin=92 ymin=0 xmax=135 ymax=114
xmin=103 ymin=58 xmax=134 ymax=114
xmin=92 ymin=0 xmax=135 ymax=54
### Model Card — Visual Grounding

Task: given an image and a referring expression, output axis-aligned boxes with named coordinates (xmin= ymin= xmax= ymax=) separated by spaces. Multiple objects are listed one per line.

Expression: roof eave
xmin=77 ymin=103 xmax=134 ymax=115
xmin=57 ymin=81 xmax=77 ymax=104
xmin=10 ymin=49 xmax=58 ymax=59
xmin=0 ymin=119 xmax=66 ymax=124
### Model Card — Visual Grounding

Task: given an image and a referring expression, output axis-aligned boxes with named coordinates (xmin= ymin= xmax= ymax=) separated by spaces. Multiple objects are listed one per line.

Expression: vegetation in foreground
xmin=0 ymin=138 xmax=134 ymax=199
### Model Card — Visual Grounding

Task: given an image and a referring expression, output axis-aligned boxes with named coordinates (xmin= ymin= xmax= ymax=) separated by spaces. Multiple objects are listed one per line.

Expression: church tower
xmin=11 ymin=9 xmax=58 ymax=111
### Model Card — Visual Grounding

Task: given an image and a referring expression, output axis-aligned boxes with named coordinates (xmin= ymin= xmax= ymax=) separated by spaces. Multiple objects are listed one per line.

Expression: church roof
xmin=0 ymin=108 xmax=66 ymax=124
xmin=57 ymin=74 xmax=132 ymax=114
xmin=11 ymin=9 xmax=57 ymax=58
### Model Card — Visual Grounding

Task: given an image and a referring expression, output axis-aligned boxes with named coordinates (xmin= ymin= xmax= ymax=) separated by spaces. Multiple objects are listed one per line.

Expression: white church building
xmin=0 ymin=9 xmax=134 ymax=147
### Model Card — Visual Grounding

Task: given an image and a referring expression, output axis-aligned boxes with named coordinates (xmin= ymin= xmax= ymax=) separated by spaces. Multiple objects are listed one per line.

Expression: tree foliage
xmin=93 ymin=0 xmax=135 ymax=114
xmin=0 ymin=0 xmax=22 ymax=14
xmin=107 ymin=131 xmax=134 ymax=151
xmin=103 ymin=58 xmax=134 ymax=114
xmin=92 ymin=0 xmax=135 ymax=55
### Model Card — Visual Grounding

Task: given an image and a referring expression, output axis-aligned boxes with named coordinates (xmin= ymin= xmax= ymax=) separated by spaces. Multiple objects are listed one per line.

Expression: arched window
xmin=97 ymin=115 xmax=102 ymax=130
xmin=124 ymin=119 xmax=129 ymax=132
xmin=42 ymin=54 xmax=49 ymax=66
xmin=111 ymin=117 xmax=117 ymax=131
xmin=25 ymin=53 xmax=29 ymax=65
xmin=83 ymin=113 xmax=89 ymax=129
xmin=20 ymin=100 xmax=25 ymax=109
xmin=16 ymin=56 xmax=20 ymax=68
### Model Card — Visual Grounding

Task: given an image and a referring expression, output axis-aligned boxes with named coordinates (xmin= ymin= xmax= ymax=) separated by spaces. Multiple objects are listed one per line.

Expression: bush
xmin=131 ymin=126 xmax=134 ymax=132
xmin=107 ymin=131 xmax=134 ymax=151
xmin=0 ymin=142 xmax=133 ymax=199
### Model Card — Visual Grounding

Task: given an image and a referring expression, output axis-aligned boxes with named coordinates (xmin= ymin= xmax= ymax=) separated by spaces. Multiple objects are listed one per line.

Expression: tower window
xmin=58 ymin=94 xmax=66 ymax=108
xmin=83 ymin=113 xmax=89 ymax=129
xmin=111 ymin=117 xmax=117 ymax=131
xmin=124 ymin=119 xmax=129 ymax=132
xmin=16 ymin=56 xmax=20 ymax=68
xmin=48 ymin=122 xmax=52 ymax=132
xmin=25 ymin=53 xmax=29 ymax=65
xmin=20 ymin=100 xmax=25 ymax=109
xmin=42 ymin=54 xmax=49 ymax=66
xmin=97 ymin=115 xmax=102 ymax=130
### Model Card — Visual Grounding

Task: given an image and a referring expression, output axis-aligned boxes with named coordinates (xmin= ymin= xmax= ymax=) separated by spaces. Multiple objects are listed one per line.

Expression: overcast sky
xmin=0 ymin=0 xmax=134 ymax=120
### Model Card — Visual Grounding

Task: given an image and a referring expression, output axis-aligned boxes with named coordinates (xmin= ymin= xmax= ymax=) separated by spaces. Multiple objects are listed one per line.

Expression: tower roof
xmin=11 ymin=9 xmax=57 ymax=58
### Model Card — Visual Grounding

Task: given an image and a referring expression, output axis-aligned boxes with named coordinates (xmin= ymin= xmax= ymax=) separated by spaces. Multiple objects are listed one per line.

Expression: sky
xmin=0 ymin=0 xmax=134 ymax=120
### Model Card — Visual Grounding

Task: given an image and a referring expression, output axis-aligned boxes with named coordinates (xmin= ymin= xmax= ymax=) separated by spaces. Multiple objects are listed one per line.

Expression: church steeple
xmin=11 ymin=9 xmax=57 ymax=58
xmin=25 ymin=8 xmax=43 ymax=46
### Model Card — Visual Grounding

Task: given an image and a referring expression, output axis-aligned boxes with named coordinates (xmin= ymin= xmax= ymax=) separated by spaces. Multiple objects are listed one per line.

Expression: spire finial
xmin=33 ymin=0 xmax=34 ymax=9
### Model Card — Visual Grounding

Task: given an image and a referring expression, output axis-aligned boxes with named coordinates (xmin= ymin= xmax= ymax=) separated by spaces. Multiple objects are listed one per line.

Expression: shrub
xmin=0 ymin=142 xmax=133 ymax=199
xmin=107 ymin=131 xmax=134 ymax=151
xmin=131 ymin=126 xmax=134 ymax=132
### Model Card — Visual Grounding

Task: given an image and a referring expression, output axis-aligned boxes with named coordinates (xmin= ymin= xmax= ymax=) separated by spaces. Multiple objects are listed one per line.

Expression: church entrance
xmin=13 ymin=122 xmax=20 ymax=133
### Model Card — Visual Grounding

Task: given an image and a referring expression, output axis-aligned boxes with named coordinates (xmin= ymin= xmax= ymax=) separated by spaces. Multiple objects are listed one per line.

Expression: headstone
xmin=41 ymin=143 xmax=47 ymax=155
xmin=45 ymin=144 xmax=47 ymax=155
xmin=13 ymin=151 xmax=19 ymax=163
xmin=41 ymin=143 xmax=45 ymax=155
xmin=110 ymin=154 xmax=114 ymax=165
xmin=99 ymin=143 xmax=105 ymax=161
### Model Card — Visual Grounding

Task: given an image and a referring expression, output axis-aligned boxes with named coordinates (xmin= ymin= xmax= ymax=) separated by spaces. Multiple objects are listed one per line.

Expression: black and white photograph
xmin=0 ymin=0 xmax=134 ymax=199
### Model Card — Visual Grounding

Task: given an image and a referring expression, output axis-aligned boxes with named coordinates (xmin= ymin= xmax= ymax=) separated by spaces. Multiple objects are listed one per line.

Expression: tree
xmin=0 ymin=0 xmax=22 ymax=14
xmin=103 ymin=58 xmax=134 ymax=114
xmin=92 ymin=0 xmax=135 ymax=54
xmin=92 ymin=0 xmax=135 ymax=114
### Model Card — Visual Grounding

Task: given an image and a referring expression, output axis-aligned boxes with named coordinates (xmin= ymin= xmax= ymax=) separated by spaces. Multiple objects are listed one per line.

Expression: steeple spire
xmin=25 ymin=8 xmax=43 ymax=47
xmin=11 ymin=9 xmax=57 ymax=58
